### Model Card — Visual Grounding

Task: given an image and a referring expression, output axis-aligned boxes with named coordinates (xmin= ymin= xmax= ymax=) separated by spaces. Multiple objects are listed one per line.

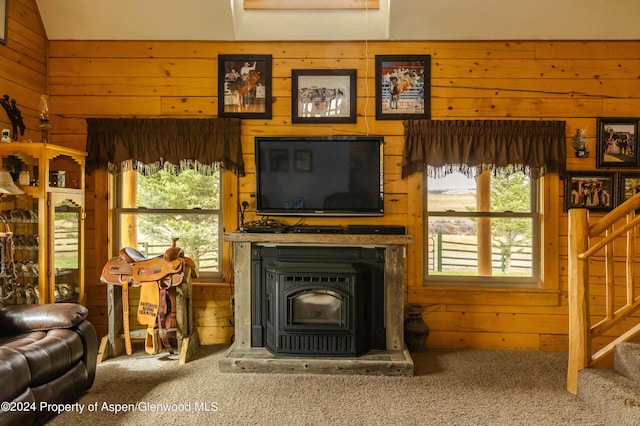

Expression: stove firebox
xmin=251 ymin=246 xmax=385 ymax=356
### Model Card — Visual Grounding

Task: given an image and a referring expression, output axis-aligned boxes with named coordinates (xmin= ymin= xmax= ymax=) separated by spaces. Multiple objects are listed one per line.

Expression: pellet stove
xmin=251 ymin=246 xmax=386 ymax=356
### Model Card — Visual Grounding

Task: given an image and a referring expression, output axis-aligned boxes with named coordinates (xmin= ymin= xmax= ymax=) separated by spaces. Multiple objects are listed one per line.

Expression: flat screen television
xmin=255 ymin=136 xmax=384 ymax=216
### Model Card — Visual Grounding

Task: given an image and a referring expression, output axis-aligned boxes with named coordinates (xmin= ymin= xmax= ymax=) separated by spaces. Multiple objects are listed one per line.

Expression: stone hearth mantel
xmin=220 ymin=232 xmax=414 ymax=375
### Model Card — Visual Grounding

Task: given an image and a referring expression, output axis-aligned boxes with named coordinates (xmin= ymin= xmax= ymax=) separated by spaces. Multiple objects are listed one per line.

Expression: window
xmin=244 ymin=0 xmax=379 ymax=10
xmin=114 ymin=165 xmax=223 ymax=280
xmin=425 ymin=170 xmax=540 ymax=287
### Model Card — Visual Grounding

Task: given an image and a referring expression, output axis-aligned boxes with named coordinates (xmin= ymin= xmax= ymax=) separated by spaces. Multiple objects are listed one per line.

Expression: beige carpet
xmin=47 ymin=343 xmax=605 ymax=425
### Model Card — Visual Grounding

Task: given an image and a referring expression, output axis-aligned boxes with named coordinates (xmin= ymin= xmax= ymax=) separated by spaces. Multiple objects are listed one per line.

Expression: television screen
xmin=255 ymin=136 xmax=384 ymax=216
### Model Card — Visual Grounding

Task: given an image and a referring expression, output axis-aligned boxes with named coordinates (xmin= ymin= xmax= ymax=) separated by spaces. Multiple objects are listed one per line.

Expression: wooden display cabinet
xmin=0 ymin=142 xmax=86 ymax=305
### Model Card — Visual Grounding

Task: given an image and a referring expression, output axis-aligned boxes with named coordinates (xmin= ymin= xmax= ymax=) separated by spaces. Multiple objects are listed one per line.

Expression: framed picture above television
xmin=291 ymin=69 xmax=356 ymax=124
xmin=218 ymin=54 xmax=272 ymax=119
xmin=375 ymin=55 xmax=430 ymax=120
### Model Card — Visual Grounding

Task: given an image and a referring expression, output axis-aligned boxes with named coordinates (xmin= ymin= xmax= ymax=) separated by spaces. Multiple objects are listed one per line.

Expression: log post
xmin=476 ymin=171 xmax=492 ymax=276
xmin=121 ymin=169 xmax=138 ymax=248
xmin=567 ymin=208 xmax=591 ymax=394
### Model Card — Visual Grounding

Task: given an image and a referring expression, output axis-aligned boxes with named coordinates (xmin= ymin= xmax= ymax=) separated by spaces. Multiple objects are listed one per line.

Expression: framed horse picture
xmin=291 ymin=69 xmax=357 ymax=124
xmin=375 ymin=55 xmax=430 ymax=120
xmin=218 ymin=54 xmax=272 ymax=119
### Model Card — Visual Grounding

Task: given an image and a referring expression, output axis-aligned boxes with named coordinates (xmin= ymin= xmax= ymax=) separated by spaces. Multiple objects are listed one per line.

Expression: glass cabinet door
xmin=49 ymin=194 xmax=84 ymax=304
xmin=1 ymin=194 xmax=40 ymax=305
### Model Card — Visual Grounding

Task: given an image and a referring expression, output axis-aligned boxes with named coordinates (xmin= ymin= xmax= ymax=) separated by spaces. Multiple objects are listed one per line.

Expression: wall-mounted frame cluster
xmin=216 ymin=54 xmax=431 ymax=122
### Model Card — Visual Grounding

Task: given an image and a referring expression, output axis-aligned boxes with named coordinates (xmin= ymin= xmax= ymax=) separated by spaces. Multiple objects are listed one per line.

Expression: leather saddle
xmin=102 ymin=250 xmax=184 ymax=288
xmin=100 ymin=238 xmax=197 ymax=356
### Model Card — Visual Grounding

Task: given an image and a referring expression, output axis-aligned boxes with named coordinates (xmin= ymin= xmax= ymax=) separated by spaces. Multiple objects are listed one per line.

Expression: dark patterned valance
xmin=86 ymin=118 xmax=244 ymax=175
xmin=402 ymin=120 xmax=566 ymax=179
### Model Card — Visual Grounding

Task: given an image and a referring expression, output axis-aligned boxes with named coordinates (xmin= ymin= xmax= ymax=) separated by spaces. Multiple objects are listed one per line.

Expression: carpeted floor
xmin=47 ymin=343 xmax=606 ymax=425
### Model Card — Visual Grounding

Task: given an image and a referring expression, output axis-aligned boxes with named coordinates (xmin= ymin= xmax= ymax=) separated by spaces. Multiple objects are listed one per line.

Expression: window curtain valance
xmin=402 ymin=120 xmax=566 ymax=179
xmin=86 ymin=118 xmax=244 ymax=176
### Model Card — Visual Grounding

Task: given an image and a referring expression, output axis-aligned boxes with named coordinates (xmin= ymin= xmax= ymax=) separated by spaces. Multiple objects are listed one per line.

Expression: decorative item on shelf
xmin=571 ymin=128 xmax=589 ymax=158
xmin=1 ymin=128 xmax=10 ymax=143
xmin=38 ymin=94 xmax=51 ymax=143
xmin=49 ymin=171 xmax=65 ymax=188
xmin=18 ymin=170 xmax=30 ymax=186
xmin=404 ymin=303 xmax=439 ymax=352
xmin=0 ymin=170 xmax=24 ymax=195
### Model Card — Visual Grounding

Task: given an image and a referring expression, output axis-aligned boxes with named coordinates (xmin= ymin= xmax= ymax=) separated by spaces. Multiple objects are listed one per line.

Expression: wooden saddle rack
xmin=100 ymin=238 xmax=198 ymax=355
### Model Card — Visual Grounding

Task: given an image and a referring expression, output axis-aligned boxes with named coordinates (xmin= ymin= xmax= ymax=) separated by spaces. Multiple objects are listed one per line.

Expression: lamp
xmin=38 ymin=94 xmax=51 ymax=143
xmin=571 ymin=128 xmax=588 ymax=158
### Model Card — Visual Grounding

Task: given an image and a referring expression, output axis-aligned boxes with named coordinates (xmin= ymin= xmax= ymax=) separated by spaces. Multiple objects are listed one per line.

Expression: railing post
xmin=437 ymin=232 xmax=442 ymax=272
xmin=567 ymin=208 xmax=591 ymax=394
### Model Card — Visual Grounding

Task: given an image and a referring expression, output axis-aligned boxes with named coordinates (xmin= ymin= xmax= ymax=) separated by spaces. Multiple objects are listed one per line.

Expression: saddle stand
xmin=101 ymin=238 xmax=197 ymax=356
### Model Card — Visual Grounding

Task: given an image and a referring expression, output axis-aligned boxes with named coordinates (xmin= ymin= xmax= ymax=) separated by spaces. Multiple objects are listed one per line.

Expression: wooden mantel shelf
xmin=220 ymin=231 xmax=414 ymax=376
xmin=224 ymin=231 xmax=412 ymax=245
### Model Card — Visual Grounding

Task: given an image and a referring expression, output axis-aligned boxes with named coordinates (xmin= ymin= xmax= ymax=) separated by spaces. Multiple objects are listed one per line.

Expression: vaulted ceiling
xmin=36 ymin=0 xmax=640 ymax=41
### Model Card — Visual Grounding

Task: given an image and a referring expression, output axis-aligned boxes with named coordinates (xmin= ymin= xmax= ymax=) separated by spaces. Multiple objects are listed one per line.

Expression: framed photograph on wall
xmin=375 ymin=55 xmax=430 ymax=120
xmin=218 ymin=54 xmax=272 ymax=119
xmin=0 ymin=0 xmax=7 ymax=44
xmin=565 ymin=172 xmax=616 ymax=212
xmin=291 ymin=69 xmax=356 ymax=124
xmin=618 ymin=173 xmax=640 ymax=206
xmin=596 ymin=117 xmax=638 ymax=168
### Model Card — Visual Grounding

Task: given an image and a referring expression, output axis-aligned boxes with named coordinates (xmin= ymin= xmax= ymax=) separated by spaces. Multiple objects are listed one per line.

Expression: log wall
xmin=0 ymin=0 xmax=46 ymax=141
xmin=49 ymin=41 xmax=640 ymax=350
xmin=15 ymin=31 xmax=639 ymax=348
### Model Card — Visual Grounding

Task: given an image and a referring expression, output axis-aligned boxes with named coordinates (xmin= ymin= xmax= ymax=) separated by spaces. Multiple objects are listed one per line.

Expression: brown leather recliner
xmin=0 ymin=303 xmax=97 ymax=426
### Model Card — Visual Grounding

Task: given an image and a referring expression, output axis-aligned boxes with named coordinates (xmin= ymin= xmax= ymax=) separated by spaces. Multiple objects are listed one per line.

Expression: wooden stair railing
xmin=567 ymin=192 xmax=640 ymax=394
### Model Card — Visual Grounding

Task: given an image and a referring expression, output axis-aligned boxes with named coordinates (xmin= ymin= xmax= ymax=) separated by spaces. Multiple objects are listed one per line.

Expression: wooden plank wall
xmin=41 ymin=37 xmax=640 ymax=350
xmin=0 ymin=0 xmax=47 ymax=141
